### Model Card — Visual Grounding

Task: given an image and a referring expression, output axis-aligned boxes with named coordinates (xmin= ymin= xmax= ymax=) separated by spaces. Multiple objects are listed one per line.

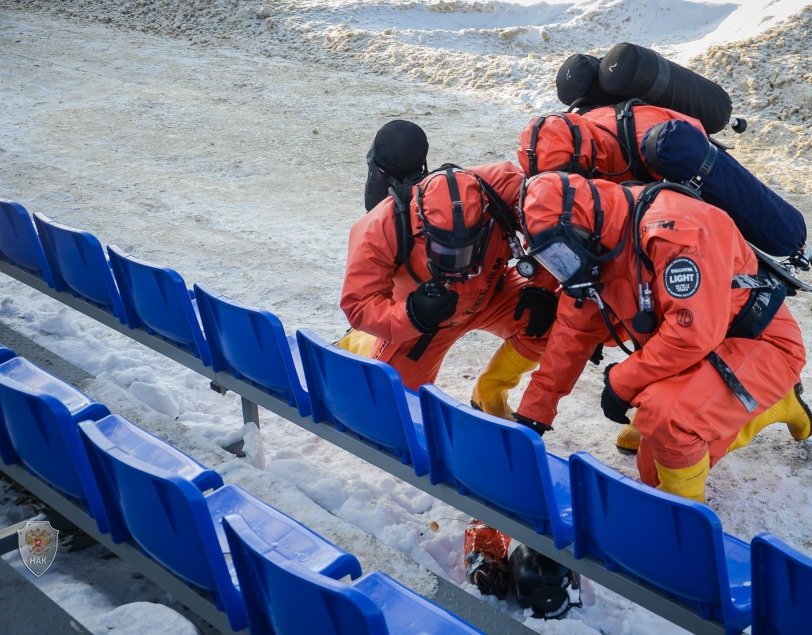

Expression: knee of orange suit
xmin=655 ymin=453 xmax=710 ymax=504
xmin=335 ymin=329 xmax=376 ymax=358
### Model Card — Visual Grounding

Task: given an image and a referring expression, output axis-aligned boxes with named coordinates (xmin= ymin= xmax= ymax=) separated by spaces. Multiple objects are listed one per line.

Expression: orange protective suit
xmin=515 ymin=174 xmax=805 ymax=486
xmin=517 ymin=105 xmax=705 ymax=183
xmin=340 ymin=161 xmax=555 ymax=391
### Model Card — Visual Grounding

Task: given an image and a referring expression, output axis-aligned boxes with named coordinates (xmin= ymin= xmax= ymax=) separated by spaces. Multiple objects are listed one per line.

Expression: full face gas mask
xmin=517 ymin=172 xmax=625 ymax=300
xmin=364 ymin=120 xmax=429 ymax=212
xmin=416 ymin=168 xmax=494 ymax=283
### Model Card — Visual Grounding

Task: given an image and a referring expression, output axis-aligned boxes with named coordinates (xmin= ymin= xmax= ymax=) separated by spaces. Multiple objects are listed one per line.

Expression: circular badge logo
xmin=663 ymin=257 xmax=701 ymax=299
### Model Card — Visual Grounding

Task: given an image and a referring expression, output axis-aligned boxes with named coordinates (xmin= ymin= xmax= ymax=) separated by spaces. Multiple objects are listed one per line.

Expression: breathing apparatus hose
xmin=586 ymin=287 xmax=641 ymax=355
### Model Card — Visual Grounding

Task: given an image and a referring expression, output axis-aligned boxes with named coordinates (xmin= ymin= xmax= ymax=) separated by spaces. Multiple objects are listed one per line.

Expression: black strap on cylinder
xmin=644 ymin=122 xmax=681 ymax=182
xmin=642 ymin=53 xmax=671 ymax=103
xmin=688 ymin=143 xmax=718 ymax=190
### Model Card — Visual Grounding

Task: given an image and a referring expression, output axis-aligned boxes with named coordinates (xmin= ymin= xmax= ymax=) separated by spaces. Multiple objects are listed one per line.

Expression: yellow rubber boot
xmin=655 ymin=453 xmax=710 ymax=504
xmin=616 ymin=417 xmax=641 ymax=454
xmin=471 ymin=341 xmax=538 ymax=420
xmin=335 ymin=329 xmax=376 ymax=358
xmin=726 ymin=383 xmax=812 ymax=454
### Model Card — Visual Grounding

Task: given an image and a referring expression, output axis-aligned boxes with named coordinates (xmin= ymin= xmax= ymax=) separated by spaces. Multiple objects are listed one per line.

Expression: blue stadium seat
xmin=0 ymin=200 xmax=55 ymax=287
xmin=194 ymin=283 xmax=310 ymax=416
xmin=297 ymin=329 xmax=427 ymax=476
xmin=33 ymin=213 xmax=127 ymax=323
xmin=751 ymin=533 xmax=812 ymax=635
xmin=569 ymin=452 xmax=751 ymax=634
xmin=107 ymin=245 xmax=211 ymax=365
xmin=419 ymin=385 xmax=573 ymax=546
xmin=223 ymin=514 xmax=485 ymax=635
xmin=79 ymin=414 xmax=361 ymax=632
xmin=0 ymin=357 xmax=112 ymax=533
xmin=0 ymin=343 xmax=15 ymax=364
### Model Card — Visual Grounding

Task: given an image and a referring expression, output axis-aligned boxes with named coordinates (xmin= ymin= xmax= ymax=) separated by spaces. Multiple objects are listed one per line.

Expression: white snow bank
xmin=93 ymin=602 xmax=200 ymax=635
xmin=8 ymin=0 xmax=809 ymax=114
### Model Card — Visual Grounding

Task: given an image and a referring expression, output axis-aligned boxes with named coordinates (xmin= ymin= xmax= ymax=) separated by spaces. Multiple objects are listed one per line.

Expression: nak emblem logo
xmin=17 ymin=520 xmax=59 ymax=577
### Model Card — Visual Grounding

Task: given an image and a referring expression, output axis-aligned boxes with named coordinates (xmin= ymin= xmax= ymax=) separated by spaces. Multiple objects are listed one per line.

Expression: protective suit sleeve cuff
xmin=607 ymin=362 xmax=639 ymax=404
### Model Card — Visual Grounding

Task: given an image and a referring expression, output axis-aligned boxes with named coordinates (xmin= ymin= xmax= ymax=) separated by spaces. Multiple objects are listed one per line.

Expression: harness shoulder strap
xmin=390 ymin=184 xmax=423 ymax=283
xmin=615 ymin=100 xmax=654 ymax=183
xmin=633 ymin=182 xmax=702 ymax=272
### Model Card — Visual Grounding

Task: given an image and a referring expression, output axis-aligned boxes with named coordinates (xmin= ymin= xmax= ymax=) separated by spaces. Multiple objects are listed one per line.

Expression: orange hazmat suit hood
xmin=412 ymin=168 xmax=493 ymax=280
xmin=517 ymin=114 xmax=609 ymax=177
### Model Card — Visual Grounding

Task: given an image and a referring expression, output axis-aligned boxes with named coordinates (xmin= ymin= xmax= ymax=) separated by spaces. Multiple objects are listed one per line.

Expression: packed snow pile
xmin=11 ymin=0 xmax=812 ymax=199
xmin=693 ymin=6 xmax=812 ymax=193
xmin=9 ymin=0 xmax=810 ymax=112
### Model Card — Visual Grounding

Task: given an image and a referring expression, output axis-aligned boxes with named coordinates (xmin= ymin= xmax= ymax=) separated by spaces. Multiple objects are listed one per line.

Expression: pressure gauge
xmin=516 ymin=257 xmax=538 ymax=279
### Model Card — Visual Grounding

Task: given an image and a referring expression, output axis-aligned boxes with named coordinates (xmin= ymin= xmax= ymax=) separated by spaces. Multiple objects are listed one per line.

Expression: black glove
xmin=513 ymin=286 xmax=558 ymax=338
xmin=601 ymin=363 xmax=632 ymax=424
xmin=589 ymin=342 xmax=604 ymax=366
xmin=512 ymin=412 xmax=554 ymax=436
xmin=406 ymin=281 xmax=459 ymax=333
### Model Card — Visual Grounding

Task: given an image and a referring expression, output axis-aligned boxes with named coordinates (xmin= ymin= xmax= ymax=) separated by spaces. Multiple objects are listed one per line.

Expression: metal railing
xmin=0 ymin=260 xmax=729 ymax=635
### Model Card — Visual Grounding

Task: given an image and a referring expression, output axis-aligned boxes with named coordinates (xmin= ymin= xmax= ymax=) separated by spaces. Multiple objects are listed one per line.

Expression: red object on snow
xmin=463 ymin=520 xmax=512 ymax=599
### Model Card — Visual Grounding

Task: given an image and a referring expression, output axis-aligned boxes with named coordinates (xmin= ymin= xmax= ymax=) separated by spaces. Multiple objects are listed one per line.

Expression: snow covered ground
xmin=0 ymin=0 xmax=811 ymax=633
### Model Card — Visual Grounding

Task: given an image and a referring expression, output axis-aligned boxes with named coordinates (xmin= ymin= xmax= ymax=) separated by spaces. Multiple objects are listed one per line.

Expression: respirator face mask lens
xmin=424 ymin=223 xmax=489 ymax=275
xmin=527 ymin=224 xmax=594 ymax=287
xmin=533 ymin=240 xmax=584 ymax=284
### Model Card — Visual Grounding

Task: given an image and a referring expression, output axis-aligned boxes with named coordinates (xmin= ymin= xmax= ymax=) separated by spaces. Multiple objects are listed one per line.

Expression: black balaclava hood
xmin=364 ymin=120 xmax=429 ymax=212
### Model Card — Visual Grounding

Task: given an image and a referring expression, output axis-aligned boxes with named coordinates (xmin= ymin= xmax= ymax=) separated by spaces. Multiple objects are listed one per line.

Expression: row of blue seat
xmin=1 ymin=201 xmax=809 ymax=634
xmin=0 ymin=345 xmax=486 ymax=634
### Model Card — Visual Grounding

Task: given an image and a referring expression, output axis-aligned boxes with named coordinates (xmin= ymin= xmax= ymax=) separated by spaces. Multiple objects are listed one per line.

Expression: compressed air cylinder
xmin=641 ymin=119 xmax=806 ymax=257
xmin=599 ymin=43 xmax=732 ymax=134
xmin=556 ymin=54 xmax=613 ymax=106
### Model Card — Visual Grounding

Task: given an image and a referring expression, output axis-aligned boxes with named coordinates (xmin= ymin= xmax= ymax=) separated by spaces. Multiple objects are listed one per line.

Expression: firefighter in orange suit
xmin=340 ymin=163 xmax=558 ymax=420
xmin=516 ymin=105 xmax=704 ymax=183
xmin=511 ymin=171 xmax=809 ymax=502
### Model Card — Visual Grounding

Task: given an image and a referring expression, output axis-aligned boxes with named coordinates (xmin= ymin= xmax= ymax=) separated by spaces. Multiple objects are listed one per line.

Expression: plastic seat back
xmin=194 ymin=283 xmax=310 ymax=416
xmin=297 ymin=329 xmax=427 ymax=475
xmin=33 ymin=213 xmax=127 ymax=323
xmin=79 ymin=414 xmax=228 ymax=594
xmin=419 ymin=385 xmax=572 ymax=545
xmin=570 ymin=452 xmax=750 ymax=632
xmin=0 ymin=344 xmax=15 ymax=365
xmin=0 ymin=200 xmax=55 ymax=287
xmin=0 ymin=358 xmax=111 ymax=532
xmin=223 ymin=514 xmax=384 ymax=635
xmin=107 ymin=245 xmax=211 ymax=365
xmin=751 ymin=533 xmax=812 ymax=635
